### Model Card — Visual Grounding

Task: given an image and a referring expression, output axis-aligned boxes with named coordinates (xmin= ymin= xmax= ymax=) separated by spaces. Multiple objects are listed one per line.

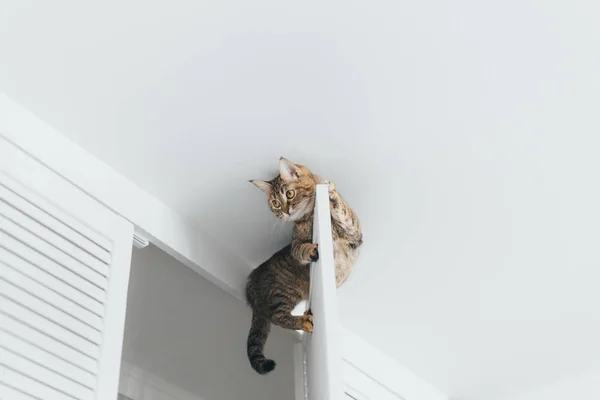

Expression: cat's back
xmin=248 ymin=244 xmax=292 ymax=278
xmin=246 ymin=244 xmax=306 ymax=303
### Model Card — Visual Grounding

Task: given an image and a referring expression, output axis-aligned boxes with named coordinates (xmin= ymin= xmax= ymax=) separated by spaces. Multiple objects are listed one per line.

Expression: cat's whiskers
xmin=271 ymin=217 xmax=286 ymax=240
xmin=270 ymin=218 xmax=279 ymax=237
xmin=275 ymin=219 xmax=286 ymax=240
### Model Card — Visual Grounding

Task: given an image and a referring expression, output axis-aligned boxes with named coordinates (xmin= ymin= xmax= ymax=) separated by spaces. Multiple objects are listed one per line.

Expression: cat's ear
xmin=279 ymin=157 xmax=301 ymax=181
xmin=250 ymin=180 xmax=272 ymax=194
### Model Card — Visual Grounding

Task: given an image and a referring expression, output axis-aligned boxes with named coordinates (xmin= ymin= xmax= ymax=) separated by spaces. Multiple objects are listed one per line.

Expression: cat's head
xmin=251 ymin=158 xmax=317 ymax=222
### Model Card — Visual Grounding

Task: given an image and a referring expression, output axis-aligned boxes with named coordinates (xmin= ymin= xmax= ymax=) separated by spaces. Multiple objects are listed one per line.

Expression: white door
xmin=0 ymin=135 xmax=134 ymax=400
xmin=301 ymin=184 xmax=343 ymax=400
xmin=342 ymin=361 xmax=404 ymax=400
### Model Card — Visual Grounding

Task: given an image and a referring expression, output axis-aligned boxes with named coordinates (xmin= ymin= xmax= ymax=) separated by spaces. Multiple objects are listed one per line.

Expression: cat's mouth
xmin=285 ymin=200 xmax=310 ymax=222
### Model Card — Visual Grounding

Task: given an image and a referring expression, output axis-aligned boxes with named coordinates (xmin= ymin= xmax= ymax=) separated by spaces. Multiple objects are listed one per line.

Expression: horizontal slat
xmin=0 ymin=182 xmax=111 ymax=264
xmin=0 ymin=172 xmax=112 ymax=252
xmin=0 ymin=249 xmax=104 ymax=316
xmin=0 ymin=381 xmax=40 ymax=400
xmin=0 ymin=367 xmax=65 ymax=400
xmin=0 ymin=280 xmax=102 ymax=345
xmin=0 ymin=315 xmax=98 ymax=374
xmin=0 ymin=297 xmax=100 ymax=360
xmin=0 ymin=262 xmax=103 ymax=331
xmin=0 ymin=197 xmax=109 ymax=277
xmin=0 ymin=350 xmax=93 ymax=400
xmin=0 ymin=230 xmax=106 ymax=303
xmin=0 ymin=214 xmax=107 ymax=290
xmin=0 ymin=331 xmax=96 ymax=390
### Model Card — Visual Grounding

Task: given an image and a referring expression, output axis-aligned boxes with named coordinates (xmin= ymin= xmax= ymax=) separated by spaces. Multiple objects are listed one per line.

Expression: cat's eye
xmin=271 ymin=199 xmax=281 ymax=208
xmin=286 ymin=190 xmax=296 ymax=199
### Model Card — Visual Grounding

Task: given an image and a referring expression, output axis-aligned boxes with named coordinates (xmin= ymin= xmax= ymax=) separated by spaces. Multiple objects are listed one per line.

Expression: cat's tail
xmin=247 ymin=312 xmax=275 ymax=374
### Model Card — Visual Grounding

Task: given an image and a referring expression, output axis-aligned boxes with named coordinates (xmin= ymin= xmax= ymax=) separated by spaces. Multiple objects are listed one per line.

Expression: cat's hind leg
xmin=269 ymin=300 xmax=313 ymax=333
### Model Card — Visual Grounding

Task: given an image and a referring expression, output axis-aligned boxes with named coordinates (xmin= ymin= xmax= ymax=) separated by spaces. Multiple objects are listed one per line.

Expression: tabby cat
xmin=246 ymin=157 xmax=362 ymax=374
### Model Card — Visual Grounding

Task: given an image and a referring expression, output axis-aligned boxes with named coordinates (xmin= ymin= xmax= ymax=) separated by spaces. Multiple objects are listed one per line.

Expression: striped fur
xmin=246 ymin=158 xmax=362 ymax=374
xmin=247 ymin=312 xmax=274 ymax=374
xmin=246 ymin=245 xmax=312 ymax=374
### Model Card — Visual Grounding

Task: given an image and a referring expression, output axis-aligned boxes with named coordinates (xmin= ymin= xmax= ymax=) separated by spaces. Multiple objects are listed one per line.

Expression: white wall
xmin=120 ymin=245 xmax=295 ymax=400
xmin=492 ymin=368 xmax=600 ymax=400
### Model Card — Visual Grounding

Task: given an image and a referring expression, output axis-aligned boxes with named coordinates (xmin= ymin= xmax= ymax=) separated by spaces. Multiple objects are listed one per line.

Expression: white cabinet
xmin=343 ymin=361 xmax=403 ymax=400
xmin=0 ymin=136 xmax=134 ymax=400
xmin=0 ymin=93 xmax=447 ymax=400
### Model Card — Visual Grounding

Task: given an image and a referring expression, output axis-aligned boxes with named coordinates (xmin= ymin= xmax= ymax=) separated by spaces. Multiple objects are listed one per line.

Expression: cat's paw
xmin=308 ymin=244 xmax=319 ymax=262
xmin=302 ymin=313 xmax=313 ymax=333
xmin=324 ymin=180 xmax=336 ymax=194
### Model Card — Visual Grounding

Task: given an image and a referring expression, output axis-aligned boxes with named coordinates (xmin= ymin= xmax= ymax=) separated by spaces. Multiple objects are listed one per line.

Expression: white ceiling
xmin=2 ymin=1 xmax=600 ymax=399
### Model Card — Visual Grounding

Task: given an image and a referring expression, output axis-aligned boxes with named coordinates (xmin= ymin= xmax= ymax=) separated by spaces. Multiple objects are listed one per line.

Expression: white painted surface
xmin=2 ymin=2 xmax=600 ymax=398
xmin=121 ymin=245 xmax=296 ymax=400
xmin=341 ymin=330 xmax=447 ymax=400
xmin=0 ymin=92 xmax=251 ymax=301
xmin=1 ymin=88 xmax=439 ymax=399
xmin=304 ymin=185 xmax=343 ymax=400
xmin=0 ymin=136 xmax=133 ymax=399
xmin=343 ymin=361 xmax=401 ymax=400
xmin=492 ymin=368 xmax=600 ymax=400
xmin=119 ymin=362 xmax=205 ymax=400
xmin=293 ymin=343 xmax=306 ymax=400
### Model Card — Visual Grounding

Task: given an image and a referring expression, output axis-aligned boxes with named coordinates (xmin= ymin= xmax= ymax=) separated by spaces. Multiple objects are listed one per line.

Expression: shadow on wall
xmin=119 ymin=245 xmax=296 ymax=400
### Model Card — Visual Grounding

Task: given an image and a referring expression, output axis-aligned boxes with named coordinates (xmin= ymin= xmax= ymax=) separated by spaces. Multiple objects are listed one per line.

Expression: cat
xmin=245 ymin=157 xmax=362 ymax=374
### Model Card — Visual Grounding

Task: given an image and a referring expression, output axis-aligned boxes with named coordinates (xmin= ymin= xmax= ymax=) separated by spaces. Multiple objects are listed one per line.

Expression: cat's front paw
xmin=308 ymin=244 xmax=319 ymax=262
xmin=324 ymin=180 xmax=336 ymax=195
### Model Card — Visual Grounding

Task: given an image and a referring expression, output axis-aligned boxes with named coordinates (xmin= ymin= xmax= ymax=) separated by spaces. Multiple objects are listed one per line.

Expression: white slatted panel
xmin=0 ymin=196 xmax=110 ymax=276
xmin=0 ymin=232 xmax=106 ymax=307
xmin=0 ymin=213 xmax=107 ymax=290
xmin=0 ymin=262 xmax=103 ymax=331
xmin=0 ymin=136 xmax=134 ymax=400
xmin=303 ymin=184 xmax=344 ymax=400
xmin=0 ymin=381 xmax=38 ymax=400
xmin=0 ymin=168 xmax=112 ymax=255
xmin=0 ymin=244 xmax=104 ymax=317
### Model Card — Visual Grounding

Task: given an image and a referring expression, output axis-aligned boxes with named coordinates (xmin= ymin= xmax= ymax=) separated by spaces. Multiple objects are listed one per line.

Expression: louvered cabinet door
xmin=0 ymin=136 xmax=134 ymax=400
